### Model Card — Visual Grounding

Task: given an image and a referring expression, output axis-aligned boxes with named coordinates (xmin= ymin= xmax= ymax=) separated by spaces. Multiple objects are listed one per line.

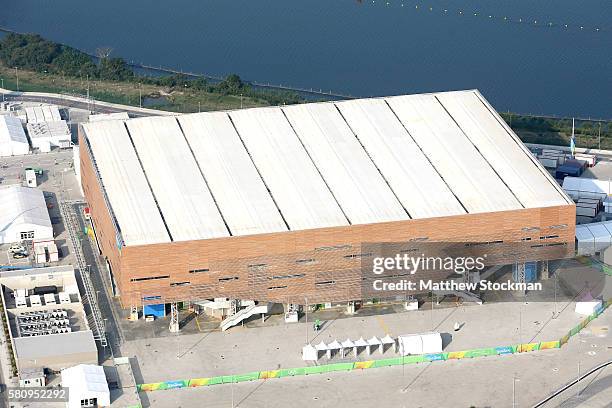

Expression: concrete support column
xmin=169 ymin=302 xmax=179 ymax=333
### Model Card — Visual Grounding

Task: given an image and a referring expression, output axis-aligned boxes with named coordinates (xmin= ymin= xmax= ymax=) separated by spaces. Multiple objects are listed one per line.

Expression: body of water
xmin=1 ymin=0 xmax=610 ymax=117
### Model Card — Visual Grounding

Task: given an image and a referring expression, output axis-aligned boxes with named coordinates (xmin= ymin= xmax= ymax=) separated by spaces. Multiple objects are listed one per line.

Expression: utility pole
xmin=15 ymin=67 xmax=19 ymax=91
xmin=139 ymin=85 xmax=142 ymax=108
xmin=1 ymin=78 xmax=4 ymax=101
xmin=598 ymin=122 xmax=602 ymax=150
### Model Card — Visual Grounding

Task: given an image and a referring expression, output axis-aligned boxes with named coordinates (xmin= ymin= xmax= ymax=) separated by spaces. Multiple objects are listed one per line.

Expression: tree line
xmin=0 ymin=33 xmax=302 ymax=105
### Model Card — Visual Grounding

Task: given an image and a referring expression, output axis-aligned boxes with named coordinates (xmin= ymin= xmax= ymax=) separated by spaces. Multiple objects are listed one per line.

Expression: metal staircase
xmin=220 ymin=303 xmax=269 ymax=331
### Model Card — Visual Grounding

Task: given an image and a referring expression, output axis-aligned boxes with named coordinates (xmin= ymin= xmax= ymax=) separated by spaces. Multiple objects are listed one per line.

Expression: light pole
xmin=512 ymin=375 xmax=519 ymax=408
xmin=305 ymin=297 xmax=309 ymax=344
xmin=1 ymin=78 xmax=4 ymax=101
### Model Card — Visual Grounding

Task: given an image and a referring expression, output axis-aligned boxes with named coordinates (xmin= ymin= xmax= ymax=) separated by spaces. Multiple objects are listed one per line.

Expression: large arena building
xmin=79 ymin=90 xmax=575 ymax=310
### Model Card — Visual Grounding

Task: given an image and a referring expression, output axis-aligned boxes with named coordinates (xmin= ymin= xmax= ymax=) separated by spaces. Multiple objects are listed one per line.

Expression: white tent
xmin=0 ymin=115 xmax=29 ymax=157
xmin=302 ymin=344 xmax=318 ymax=361
xmin=381 ymin=334 xmax=397 ymax=353
xmin=61 ymin=364 xmax=110 ymax=408
xmin=398 ymin=334 xmax=423 ymax=356
xmin=0 ymin=184 xmax=53 ymax=244
xmin=326 ymin=340 xmax=342 ymax=359
xmin=398 ymin=332 xmax=442 ymax=355
xmin=366 ymin=336 xmax=382 ymax=356
xmin=353 ymin=337 xmax=368 ymax=357
xmin=420 ymin=332 xmax=443 ymax=354
xmin=314 ymin=341 xmax=328 ymax=359
xmin=340 ymin=338 xmax=355 ymax=358
xmin=575 ymin=300 xmax=602 ymax=316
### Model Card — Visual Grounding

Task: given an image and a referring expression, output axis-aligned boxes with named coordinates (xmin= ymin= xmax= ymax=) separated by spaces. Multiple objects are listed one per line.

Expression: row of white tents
xmin=302 ymin=332 xmax=442 ymax=361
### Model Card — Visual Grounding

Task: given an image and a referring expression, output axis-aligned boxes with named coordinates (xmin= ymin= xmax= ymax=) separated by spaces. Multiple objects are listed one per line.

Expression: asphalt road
xmin=1 ymin=92 xmax=162 ymax=118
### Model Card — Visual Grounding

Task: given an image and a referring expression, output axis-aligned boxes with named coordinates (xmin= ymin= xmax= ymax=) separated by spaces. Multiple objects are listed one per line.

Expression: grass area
xmin=0 ymin=64 xmax=269 ymax=112
xmin=501 ymin=112 xmax=611 ymax=150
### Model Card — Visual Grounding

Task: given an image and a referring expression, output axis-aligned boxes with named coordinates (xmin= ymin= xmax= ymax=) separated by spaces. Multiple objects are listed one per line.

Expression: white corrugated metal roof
xmin=0 ymin=115 xmax=29 ymax=156
xmin=563 ymin=176 xmax=612 ymax=199
xmin=25 ymin=106 xmax=60 ymax=124
xmin=126 ymin=116 xmax=229 ymax=241
xmin=283 ymin=103 xmax=409 ymax=224
xmin=335 ymin=98 xmax=466 ymax=219
xmin=61 ymin=364 xmax=109 ymax=395
xmin=436 ymin=91 xmax=571 ymax=208
xmin=83 ymin=121 xmax=170 ymax=246
xmin=229 ymin=107 xmax=349 ymax=230
xmin=386 ymin=94 xmax=522 ymax=214
xmin=178 ymin=112 xmax=287 ymax=236
xmin=84 ymin=90 xmax=571 ymax=243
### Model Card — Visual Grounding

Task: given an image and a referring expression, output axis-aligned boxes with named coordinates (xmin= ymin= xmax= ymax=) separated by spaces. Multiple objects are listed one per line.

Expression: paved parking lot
xmin=0 ymin=149 xmax=83 ymax=270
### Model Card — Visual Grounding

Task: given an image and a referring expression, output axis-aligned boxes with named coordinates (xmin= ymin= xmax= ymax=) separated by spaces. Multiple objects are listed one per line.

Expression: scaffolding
xmin=60 ymin=200 xmax=107 ymax=347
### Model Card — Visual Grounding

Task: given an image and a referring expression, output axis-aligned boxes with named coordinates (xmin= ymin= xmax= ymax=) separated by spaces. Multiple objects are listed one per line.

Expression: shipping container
xmin=539 ymin=157 xmax=558 ymax=168
xmin=542 ymin=149 xmax=564 ymax=157
xmin=576 ymin=206 xmax=597 ymax=217
xmin=574 ymin=153 xmax=596 ymax=167
xmin=556 ymin=166 xmax=582 ymax=179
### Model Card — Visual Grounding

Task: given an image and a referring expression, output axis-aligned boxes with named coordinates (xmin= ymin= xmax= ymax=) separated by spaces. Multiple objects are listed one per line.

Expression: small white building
xmin=27 ymin=120 xmax=72 ymax=150
xmin=0 ymin=184 xmax=53 ymax=244
xmin=0 ymin=114 xmax=29 ymax=157
xmin=61 ymin=364 xmax=110 ymax=408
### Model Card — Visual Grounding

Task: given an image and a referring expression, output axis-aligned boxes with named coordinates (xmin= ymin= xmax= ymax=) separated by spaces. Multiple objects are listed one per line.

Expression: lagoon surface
xmin=2 ymin=0 xmax=611 ymax=117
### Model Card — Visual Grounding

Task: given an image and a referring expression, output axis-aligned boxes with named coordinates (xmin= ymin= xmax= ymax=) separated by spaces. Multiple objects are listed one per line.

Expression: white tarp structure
xmin=0 ymin=115 xmax=29 ymax=157
xmin=302 ymin=344 xmax=318 ymax=361
xmin=0 ymin=184 xmax=53 ymax=244
xmin=81 ymin=90 xmax=571 ymax=246
xmin=27 ymin=120 xmax=71 ymax=149
xmin=61 ymin=364 xmax=110 ymax=408
xmin=398 ymin=332 xmax=442 ymax=355
xmin=420 ymin=332 xmax=443 ymax=354
xmin=575 ymin=221 xmax=612 ymax=255
xmin=575 ymin=300 xmax=603 ymax=316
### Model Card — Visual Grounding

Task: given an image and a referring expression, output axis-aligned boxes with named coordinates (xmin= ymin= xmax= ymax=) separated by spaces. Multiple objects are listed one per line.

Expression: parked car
xmin=12 ymin=252 xmax=28 ymax=259
xmin=8 ymin=243 xmax=26 ymax=253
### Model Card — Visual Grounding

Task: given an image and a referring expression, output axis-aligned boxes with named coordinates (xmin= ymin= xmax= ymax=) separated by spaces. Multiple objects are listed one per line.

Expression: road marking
xmin=376 ymin=315 xmax=392 ymax=335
